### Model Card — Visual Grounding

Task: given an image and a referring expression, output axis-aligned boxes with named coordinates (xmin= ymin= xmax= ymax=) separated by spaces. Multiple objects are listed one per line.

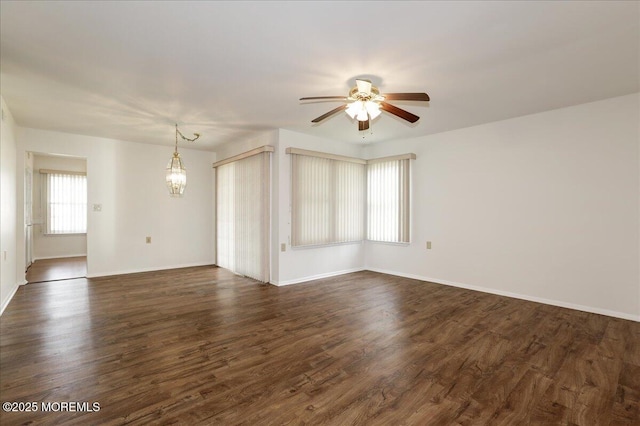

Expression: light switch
xmin=426 ymin=241 xmax=432 ymax=250
xmin=281 ymin=243 xmax=286 ymax=252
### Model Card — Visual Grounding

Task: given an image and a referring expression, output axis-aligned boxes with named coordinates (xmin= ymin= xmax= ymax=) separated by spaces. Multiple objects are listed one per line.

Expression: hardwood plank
xmin=26 ymin=256 xmax=87 ymax=283
xmin=610 ymin=363 xmax=640 ymax=424
xmin=1 ymin=266 xmax=638 ymax=425
xmin=489 ymin=368 xmax=554 ymax=425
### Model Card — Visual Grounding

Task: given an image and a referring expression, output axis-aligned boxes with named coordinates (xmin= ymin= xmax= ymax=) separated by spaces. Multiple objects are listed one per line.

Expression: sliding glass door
xmin=215 ymin=148 xmax=271 ymax=282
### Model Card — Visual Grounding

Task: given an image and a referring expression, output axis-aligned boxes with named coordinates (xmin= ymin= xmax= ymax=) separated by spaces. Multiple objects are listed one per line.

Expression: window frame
xmin=366 ymin=155 xmax=413 ymax=244
xmin=287 ymin=148 xmax=415 ymax=248
xmin=288 ymin=148 xmax=366 ymax=248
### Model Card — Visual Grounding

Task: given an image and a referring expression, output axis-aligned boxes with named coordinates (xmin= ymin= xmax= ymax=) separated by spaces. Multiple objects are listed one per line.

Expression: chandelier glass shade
xmin=166 ymin=151 xmax=187 ymax=197
xmin=166 ymin=124 xmax=200 ymax=197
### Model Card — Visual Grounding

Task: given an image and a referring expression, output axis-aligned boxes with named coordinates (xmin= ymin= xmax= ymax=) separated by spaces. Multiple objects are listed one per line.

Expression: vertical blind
xmin=44 ymin=172 xmax=87 ymax=234
xmin=367 ymin=158 xmax=411 ymax=243
xmin=291 ymin=153 xmax=365 ymax=246
xmin=215 ymin=149 xmax=271 ymax=282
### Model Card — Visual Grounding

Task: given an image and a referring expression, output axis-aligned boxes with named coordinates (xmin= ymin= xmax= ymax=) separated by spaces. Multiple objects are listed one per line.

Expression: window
xmin=288 ymin=149 xmax=414 ymax=247
xmin=44 ymin=172 xmax=87 ymax=234
xmin=367 ymin=156 xmax=412 ymax=243
xmin=289 ymin=149 xmax=365 ymax=247
xmin=215 ymin=146 xmax=272 ymax=282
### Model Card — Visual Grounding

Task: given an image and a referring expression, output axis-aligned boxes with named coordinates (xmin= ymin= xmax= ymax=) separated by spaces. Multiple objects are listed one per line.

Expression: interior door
xmin=25 ymin=166 xmax=33 ymax=270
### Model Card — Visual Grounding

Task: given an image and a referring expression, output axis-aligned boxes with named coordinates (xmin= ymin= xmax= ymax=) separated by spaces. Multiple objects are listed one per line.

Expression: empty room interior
xmin=0 ymin=1 xmax=638 ymax=425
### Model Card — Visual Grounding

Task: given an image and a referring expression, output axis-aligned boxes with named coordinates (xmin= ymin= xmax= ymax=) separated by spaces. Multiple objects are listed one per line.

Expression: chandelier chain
xmin=174 ymin=123 xmax=201 ymax=153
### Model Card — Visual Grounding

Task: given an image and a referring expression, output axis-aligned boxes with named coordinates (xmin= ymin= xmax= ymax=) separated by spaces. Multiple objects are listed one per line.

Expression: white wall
xmin=16 ymin=128 xmax=216 ymax=279
xmin=0 ymin=97 xmax=18 ymax=314
xmin=274 ymin=129 xmax=366 ymax=285
xmin=363 ymin=94 xmax=640 ymax=320
xmin=213 ymin=130 xmax=280 ymax=162
xmin=31 ymin=154 xmax=87 ymax=260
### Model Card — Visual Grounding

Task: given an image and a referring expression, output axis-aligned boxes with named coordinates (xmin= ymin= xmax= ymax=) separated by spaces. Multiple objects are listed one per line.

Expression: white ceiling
xmin=1 ymin=1 xmax=638 ymax=151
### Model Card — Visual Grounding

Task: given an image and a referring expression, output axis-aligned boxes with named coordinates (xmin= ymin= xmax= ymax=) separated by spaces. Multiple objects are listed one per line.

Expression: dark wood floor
xmin=26 ymin=256 xmax=87 ymax=283
xmin=1 ymin=266 xmax=638 ymax=425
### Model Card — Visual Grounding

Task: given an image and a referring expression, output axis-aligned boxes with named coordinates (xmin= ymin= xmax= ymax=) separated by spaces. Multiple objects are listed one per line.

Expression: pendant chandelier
xmin=166 ymin=123 xmax=200 ymax=197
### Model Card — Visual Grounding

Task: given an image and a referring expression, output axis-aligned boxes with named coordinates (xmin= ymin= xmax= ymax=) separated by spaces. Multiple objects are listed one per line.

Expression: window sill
xmin=365 ymin=240 xmax=410 ymax=247
xmin=290 ymin=239 xmax=411 ymax=249
xmin=291 ymin=240 xmax=364 ymax=250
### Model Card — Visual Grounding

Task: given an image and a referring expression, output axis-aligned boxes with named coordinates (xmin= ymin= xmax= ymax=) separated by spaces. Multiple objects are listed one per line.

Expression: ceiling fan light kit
xmin=300 ymin=78 xmax=429 ymax=131
xmin=346 ymin=100 xmax=381 ymax=121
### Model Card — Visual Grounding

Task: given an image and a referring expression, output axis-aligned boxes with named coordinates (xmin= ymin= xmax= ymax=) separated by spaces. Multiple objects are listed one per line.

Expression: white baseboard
xmin=271 ymin=267 xmax=366 ymax=286
xmin=34 ymin=254 xmax=87 ymax=261
xmin=0 ymin=282 xmax=21 ymax=316
xmin=86 ymin=262 xmax=214 ymax=279
xmin=367 ymin=267 xmax=640 ymax=323
xmin=11 ymin=260 xmax=637 ymax=323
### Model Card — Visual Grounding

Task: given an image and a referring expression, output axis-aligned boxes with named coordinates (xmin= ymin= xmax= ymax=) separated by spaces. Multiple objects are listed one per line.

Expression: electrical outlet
xmin=93 ymin=204 xmax=102 ymax=212
xmin=146 ymin=237 xmax=152 ymax=244
xmin=426 ymin=241 xmax=432 ymax=250
xmin=281 ymin=243 xmax=286 ymax=252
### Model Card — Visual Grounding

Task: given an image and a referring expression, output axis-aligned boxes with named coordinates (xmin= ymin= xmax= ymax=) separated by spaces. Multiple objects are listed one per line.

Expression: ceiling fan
xmin=300 ymin=79 xmax=430 ymax=131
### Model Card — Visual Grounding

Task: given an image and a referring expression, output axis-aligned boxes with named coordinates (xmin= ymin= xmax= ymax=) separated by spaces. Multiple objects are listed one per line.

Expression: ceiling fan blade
xmin=356 ymin=79 xmax=372 ymax=94
xmin=358 ymin=119 xmax=370 ymax=131
xmin=311 ymin=104 xmax=347 ymax=123
xmin=300 ymin=96 xmax=348 ymax=101
xmin=380 ymin=102 xmax=420 ymax=123
xmin=382 ymin=93 xmax=430 ymax=101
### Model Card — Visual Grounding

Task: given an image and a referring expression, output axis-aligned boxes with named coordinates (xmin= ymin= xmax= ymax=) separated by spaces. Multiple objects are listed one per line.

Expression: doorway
xmin=26 ymin=152 xmax=88 ymax=283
